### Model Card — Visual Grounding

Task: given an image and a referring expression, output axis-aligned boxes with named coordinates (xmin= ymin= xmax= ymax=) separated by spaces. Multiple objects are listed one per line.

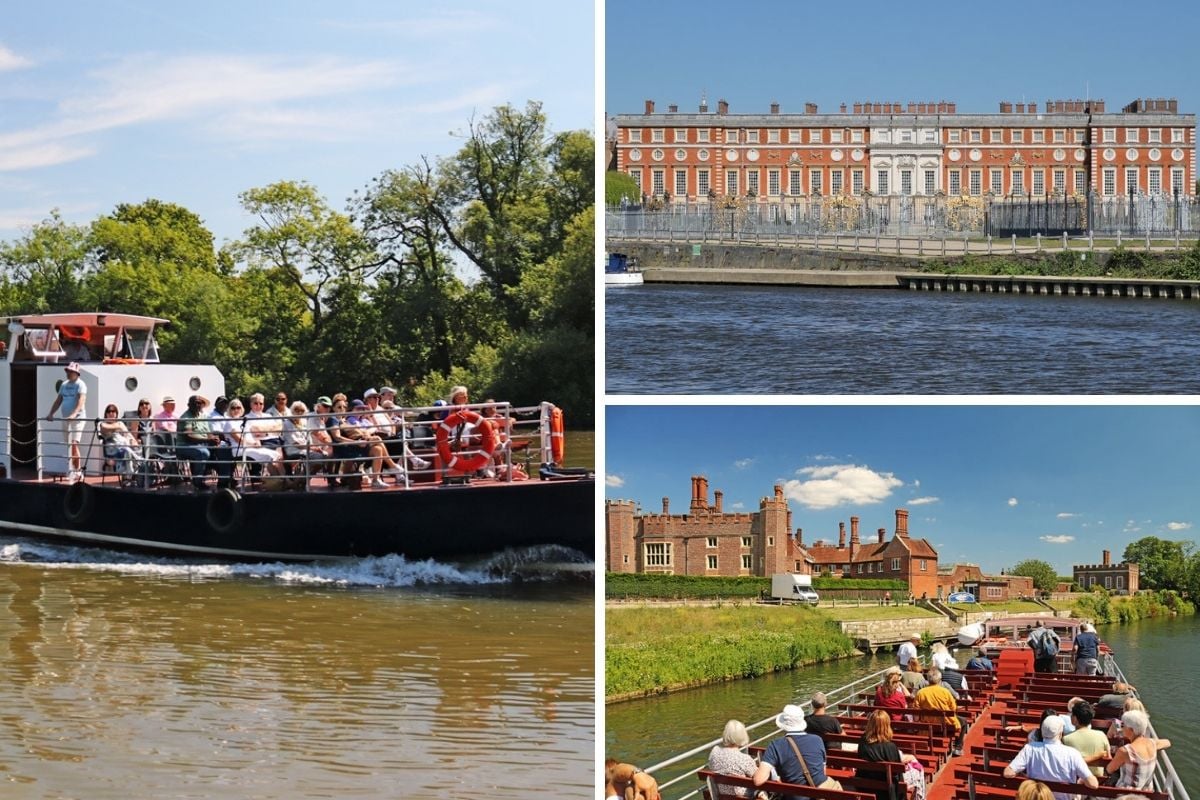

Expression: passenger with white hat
xmin=753 ymin=703 xmax=840 ymax=794
xmin=897 ymin=632 xmax=922 ymax=669
xmin=44 ymin=361 xmax=87 ymax=481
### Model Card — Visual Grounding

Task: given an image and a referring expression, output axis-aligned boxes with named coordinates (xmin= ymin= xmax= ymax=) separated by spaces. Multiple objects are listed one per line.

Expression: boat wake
xmin=0 ymin=537 xmax=593 ymax=588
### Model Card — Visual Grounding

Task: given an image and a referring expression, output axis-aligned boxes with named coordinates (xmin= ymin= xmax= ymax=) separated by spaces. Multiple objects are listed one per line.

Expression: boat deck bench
xmin=964 ymin=769 xmax=1166 ymax=800
xmin=698 ymin=769 xmax=876 ymax=800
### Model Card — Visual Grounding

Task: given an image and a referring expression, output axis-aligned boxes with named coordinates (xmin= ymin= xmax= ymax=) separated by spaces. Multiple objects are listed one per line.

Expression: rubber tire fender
xmin=63 ymin=481 xmax=96 ymax=524
xmin=206 ymin=488 xmax=245 ymax=536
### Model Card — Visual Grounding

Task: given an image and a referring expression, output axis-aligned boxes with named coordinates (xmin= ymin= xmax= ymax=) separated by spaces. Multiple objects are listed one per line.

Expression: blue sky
xmin=605 ymin=405 xmax=1200 ymax=576
xmin=605 ymin=0 xmax=1200 ymax=135
xmin=0 ymin=1 xmax=594 ymax=246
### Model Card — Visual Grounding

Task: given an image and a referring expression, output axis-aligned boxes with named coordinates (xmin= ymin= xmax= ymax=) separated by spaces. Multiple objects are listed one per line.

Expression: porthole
xmin=125 ymin=377 xmax=139 ymax=392
xmin=189 ymin=376 xmax=202 ymax=391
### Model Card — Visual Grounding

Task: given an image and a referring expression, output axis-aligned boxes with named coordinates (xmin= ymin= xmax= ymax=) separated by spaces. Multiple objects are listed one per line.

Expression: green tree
xmin=1123 ymin=536 xmax=1191 ymax=590
xmin=0 ymin=210 xmax=91 ymax=314
xmin=606 ymin=170 xmax=641 ymax=206
xmin=1008 ymin=559 xmax=1059 ymax=592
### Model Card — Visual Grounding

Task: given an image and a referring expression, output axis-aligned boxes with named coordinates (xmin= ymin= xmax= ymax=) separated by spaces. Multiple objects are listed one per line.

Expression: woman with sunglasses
xmin=99 ymin=403 xmax=141 ymax=480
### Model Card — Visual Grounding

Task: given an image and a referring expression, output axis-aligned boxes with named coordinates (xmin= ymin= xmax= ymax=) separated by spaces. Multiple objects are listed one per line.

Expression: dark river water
xmin=605 ymin=614 xmax=1199 ymax=797
xmin=605 ymin=284 xmax=1200 ymax=394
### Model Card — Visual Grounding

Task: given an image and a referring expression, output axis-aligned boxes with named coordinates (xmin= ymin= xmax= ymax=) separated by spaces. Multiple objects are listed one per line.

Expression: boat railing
xmin=637 ymin=666 xmax=893 ymax=800
xmin=1103 ymin=653 xmax=1191 ymax=800
xmin=10 ymin=401 xmax=560 ymax=491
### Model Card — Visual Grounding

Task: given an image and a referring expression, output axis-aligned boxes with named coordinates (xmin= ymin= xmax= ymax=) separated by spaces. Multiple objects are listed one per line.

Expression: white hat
xmin=775 ymin=704 xmax=808 ymax=733
xmin=64 ymin=362 xmax=81 ymax=374
xmin=910 ymin=632 xmax=922 ymax=640
xmin=1041 ymin=715 xmax=1064 ymax=740
xmin=363 ymin=388 xmax=379 ymax=399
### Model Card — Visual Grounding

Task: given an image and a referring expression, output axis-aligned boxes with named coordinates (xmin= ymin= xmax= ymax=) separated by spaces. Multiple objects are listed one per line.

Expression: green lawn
xmin=820 ymin=605 xmax=942 ymax=621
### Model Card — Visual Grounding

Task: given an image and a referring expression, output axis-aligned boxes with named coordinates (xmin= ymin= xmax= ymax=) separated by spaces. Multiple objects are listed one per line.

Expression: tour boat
xmin=605 ymin=252 xmax=644 ymax=286
xmin=622 ymin=627 xmax=1188 ymax=800
xmin=0 ymin=313 xmax=593 ymax=562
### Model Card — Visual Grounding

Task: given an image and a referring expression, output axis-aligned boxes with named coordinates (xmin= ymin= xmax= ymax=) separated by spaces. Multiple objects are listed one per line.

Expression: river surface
xmin=605 ymin=284 xmax=1200 ymax=394
xmin=0 ymin=431 xmax=596 ymax=799
xmin=605 ymin=614 xmax=1199 ymax=795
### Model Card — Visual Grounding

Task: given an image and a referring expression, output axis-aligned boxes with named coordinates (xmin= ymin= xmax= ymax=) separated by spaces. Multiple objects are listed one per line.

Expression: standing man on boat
xmin=45 ymin=361 xmax=87 ymax=481
xmin=897 ymin=633 xmax=921 ymax=669
xmin=1073 ymin=623 xmax=1101 ymax=675
xmin=1027 ymin=620 xmax=1061 ymax=673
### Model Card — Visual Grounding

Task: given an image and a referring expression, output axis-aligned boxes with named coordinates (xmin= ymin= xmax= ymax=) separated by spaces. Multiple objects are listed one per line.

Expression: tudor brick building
xmin=611 ymin=96 xmax=1195 ymax=203
xmin=1074 ymin=549 xmax=1140 ymax=594
xmin=937 ymin=563 xmax=1036 ymax=602
xmin=605 ymin=477 xmax=939 ymax=597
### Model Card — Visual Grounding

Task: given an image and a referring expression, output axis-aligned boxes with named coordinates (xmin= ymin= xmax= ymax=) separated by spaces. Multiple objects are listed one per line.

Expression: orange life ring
xmin=102 ymin=357 xmax=144 ymax=365
xmin=549 ymin=405 xmax=565 ymax=465
xmin=436 ymin=410 xmax=496 ymax=473
xmin=60 ymin=325 xmax=90 ymax=341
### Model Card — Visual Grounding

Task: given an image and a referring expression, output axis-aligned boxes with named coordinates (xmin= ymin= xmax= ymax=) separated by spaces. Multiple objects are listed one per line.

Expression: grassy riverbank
xmin=920 ymin=242 xmax=1200 ymax=280
xmin=1071 ymin=590 xmax=1194 ymax=623
xmin=605 ymin=605 xmax=857 ymax=701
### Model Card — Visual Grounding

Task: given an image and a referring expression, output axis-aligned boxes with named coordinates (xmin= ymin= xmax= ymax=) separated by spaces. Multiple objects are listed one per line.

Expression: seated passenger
xmin=1003 ymin=716 xmax=1097 ymax=800
xmin=704 ymin=720 xmax=758 ymax=799
xmin=753 ymin=704 xmax=839 ymax=794
xmin=914 ymin=668 xmax=967 ymax=756
xmin=857 ymin=710 xmax=922 ymax=800
xmin=804 ymin=692 xmax=843 ymax=750
xmin=327 ymin=399 xmax=369 ymax=487
xmin=99 ymin=403 xmax=141 ymax=479
xmin=177 ymin=395 xmax=230 ymax=490
xmin=347 ymin=399 xmax=404 ymax=488
xmin=1104 ymin=710 xmax=1170 ymax=790
xmin=874 ymin=667 xmax=909 ymax=722
xmin=966 ymin=648 xmax=993 ymax=670
xmin=226 ymin=399 xmax=283 ymax=477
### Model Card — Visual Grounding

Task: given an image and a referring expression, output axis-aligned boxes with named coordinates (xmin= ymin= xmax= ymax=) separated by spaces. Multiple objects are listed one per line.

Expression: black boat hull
xmin=0 ymin=478 xmax=595 ymax=561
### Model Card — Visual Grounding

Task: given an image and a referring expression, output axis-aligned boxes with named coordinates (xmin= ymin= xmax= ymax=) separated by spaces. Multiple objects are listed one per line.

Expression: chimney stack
xmin=691 ymin=476 xmax=709 ymax=511
xmin=770 ymin=102 xmax=780 ymax=115
xmin=700 ymin=97 xmax=709 ymax=113
xmin=850 ymin=516 xmax=860 ymax=545
xmin=774 ymin=485 xmax=783 ymax=501
xmin=805 ymin=102 xmax=818 ymax=114
xmin=645 ymin=99 xmax=655 ymax=115
xmin=895 ymin=509 xmax=909 ymax=539
xmin=662 ymin=497 xmax=670 ymax=514
xmin=839 ymin=521 xmax=846 ymax=548
xmin=796 ymin=528 xmax=803 ymax=545
xmin=668 ymin=103 xmax=678 ymax=113
xmin=1103 ymin=549 xmax=1111 ymax=566
xmin=877 ymin=527 xmax=886 ymax=544
xmin=717 ymin=99 xmax=729 ymax=115
xmin=840 ymin=103 xmax=847 ymax=113
xmin=714 ymin=490 xmax=723 ymax=513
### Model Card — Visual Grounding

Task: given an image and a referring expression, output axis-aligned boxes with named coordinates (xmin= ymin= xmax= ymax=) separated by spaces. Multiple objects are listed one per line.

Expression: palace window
xmin=891 ymin=557 xmax=901 ymax=571
xmin=831 ymin=130 xmax=844 ymax=143
xmin=629 ymin=168 xmax=642 ymax=192
xmin=969 ymin=129 xmax=981 ymax=143
xmin=851 ymin=130 xmax=864 ymax=143
xmin=1125 ymin=168 xmax=1138 ymax=194
xmin=741 ymin=537 xmax=752 ymax=548
xmin=1011 ymin=170 xmax=1025 ymax=195
xmin=645 ymin=543 xmax=671 ymax=566
xmin=920 ymin=560 xmax=928 ymax=571
xmin=852 ymin=169 xmax=864 ymax=195
xmin=1125 ymin=128 xmax=1139 ymax=143
xmin=948 ymin=169 xmax=961 ymax=195
xmin=623 ymin=554 xmax=629 ymax=564
xmin=924 ymin=130 xmax=937 ymax=143
xmin=628 ymin=129 xmax=643 ymax=143
xmin=674 ymin=128 xmax=688 ymax=143
xmin=742 ymin=554 xmax=752 ymax=570
xmin=726 ymin=170 xmax=739 ymax=195
xmin=876 ymin=170 xmax=889 ymax=195
xmin=1053 ymin=129 xmax=1066 ymax=143
xmin=651 ymin=129 xmax=665 ymax=143
xmin=1053 ymin=169 xmax=1066 ymax=194
xmin=697 ymin=169 xmax=710 ymax=196
xmin=1117 ymin=576 xmax=1124 ymax=589
xmin=726 ymin=129 xmax=739 ymax=144
xmin=830 ymin=170 xmax=843 ymax=195
xmin=1032 ymin=169 xmax=1045 ymax=196
xmin=1148 ymin=129 xmax=1161 ymax=143
xmin=990 ymin=129 xmax=1002 ymax=143
xmin=651 ymin=169 xmax=665 ymax=196
xmin=857 ymin=563 xmax=864 ymax=574
xmin=790 ymin=169 xmax=803 ymax=195
xmin=987 ymin=586 xmax=1002 ymax=598
xmin=947 ymin=130 xmax=961 ymax=143
xmin=707 ymin=555 xmax=717 ymax=570
xmin=707 ymin=537 xmax=717 ymax=548
xmin=1103 ymin=168 xmax=1116 ymax=195
xmin=969 ymin=169 xmax=982 ymax=196
xmin=901 ymin=130 xmax=913 ymax=143
xmin=991 ymin=169 xmax=1003 ymax=195
xmin=809 ymin=169 xmax=823 ymax=195
xmin=674 ymin=170 xmax=687 ymax=197
xmin=1032 ymin=130 xmax=1045 ymax=144
xmin=747 ymin=130 xmax=760 ymax=144
xmin=768 ymin=129 xmax=780 ymax=143
xmin=900 ymin=169 xmax=913 ymax=195
xmin=1011 ymin=129 xmax=1024 ymax=143
xmin=924 ymin=170 xmax=936 ymax=195
xmin=1105 ymin=575 xmax=1112 ymax=588
xmin=697 ymin=129 xmax=711 ymax=143
xmin=1171 ymin=128 xmax=1185 ymax=143
xmin=809 ymin=129 xmax=822 ymax=143
xmin=867 ymin=563 xmax=873 ymax=573
xmin=1171 ymin=168 xmax=1185 ymax=195
xmin=747 ymin=170 xmax=759 ymax=196
xmin=1074 ymin=130 xmax=1085 ymax=143
xmin=1075 ymin=170 xmax=1086 ymax=195
xmin=768 ymin=537 xmax=774 ymax=546
xmin=788 ymin=129 xmax=801 ymax=143
xmin=1148 ymin=167 xmax=1162 ymax=195
xmin=1102 ymin=128 xmax=1116 ymax=143
xmin=768 ymin=169 xmax=781 ymax=196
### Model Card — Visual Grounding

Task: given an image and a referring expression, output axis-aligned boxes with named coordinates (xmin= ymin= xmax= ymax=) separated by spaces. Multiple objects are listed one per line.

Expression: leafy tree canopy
xmin=1123 ymin=536 xmax=1192 ymax=591
xmin=1008 ymin=559 xmax=1059 ymax=592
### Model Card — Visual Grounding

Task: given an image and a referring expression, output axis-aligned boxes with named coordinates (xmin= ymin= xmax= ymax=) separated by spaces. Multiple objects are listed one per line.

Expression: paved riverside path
xmin=642 ymin=267 xmax=904 ymax=287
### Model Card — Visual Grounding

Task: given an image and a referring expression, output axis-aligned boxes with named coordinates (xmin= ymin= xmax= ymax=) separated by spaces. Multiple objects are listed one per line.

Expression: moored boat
xmin=620 ymin=627 xmax=1188 ymax=800
xmin=605 ymin=252 xmax=644 ymax=286
xmin=0 ymin=313 xmax=593 ymax=561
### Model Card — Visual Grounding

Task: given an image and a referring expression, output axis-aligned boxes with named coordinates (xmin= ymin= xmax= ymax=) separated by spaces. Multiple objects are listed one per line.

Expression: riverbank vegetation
xmin=0 ymin=102 xmax=594 ymax=424
xmin=605 ymin=573 xmax=905 ymax=600
xmin=919 ymin=239 xmax=1200 ymax=281
xmin=606 ymin=605 xmax=857 ymax=700
xmin=1072 ymin=589 xmax=1194 ymax=624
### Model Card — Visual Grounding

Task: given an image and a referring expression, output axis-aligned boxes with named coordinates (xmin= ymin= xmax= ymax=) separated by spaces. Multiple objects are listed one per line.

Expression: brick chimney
xmin=668 ymin=104 xmax=678 ymax=113
xmin=877 ymin=527 xmax=886 ymax=544
xmin=770 ymin=102 xmax=780 ymax=114
xmin=717 ymin=99 xmax=729 ymax=115
xmin=840 ymin=103 xmax=847 ymax=113
xmin=839 ymin=521 xmax=846 ymax=548
xmin=774 ymin=485 xmax=783 ymax=501
xmin=645 ymin=99 xmax=655 ymax=115
xmin=850 ymin=516 xmax=860 ymax=559
xmin=805 ymin=102 xmax=818 ymax=114
xmin=691 ymin=476 xmax=709 ymax=512
xmin=662 ymin=497 xmax=670 ymax=514
xmin=714 ymin=490 xmax=723 ymax=513
xmin=796 ymin=527 xmax=803 ymax=545
xmin=895 ymin=509 xmax=909 ymax=539
xmin=700 ymin=97 xmax=709 ymax=113
xmin=1103 ymin=549 xmax=1111 ymax=566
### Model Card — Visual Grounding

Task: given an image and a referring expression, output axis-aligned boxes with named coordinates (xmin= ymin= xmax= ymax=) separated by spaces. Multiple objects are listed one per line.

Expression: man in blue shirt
xmin=754 ymin=704 xmax=834 ymax=799
xmin=45 ymin=362 xmax=87 ymax=481
xmin=966 ymin=648 xmax=994 ymax=670
xmin=1073 ymin=623 xmax=1101 ymax=675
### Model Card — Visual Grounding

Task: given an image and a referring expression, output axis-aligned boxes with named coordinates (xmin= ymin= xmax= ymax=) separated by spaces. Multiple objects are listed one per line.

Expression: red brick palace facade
xmin=610 ymin=96 xmax=1195 ymax=203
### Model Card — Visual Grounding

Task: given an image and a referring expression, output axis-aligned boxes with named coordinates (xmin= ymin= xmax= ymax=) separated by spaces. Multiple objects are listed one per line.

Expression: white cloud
xmin=605 ymin=475 xmax=625 ymax=488
xmin=731 ymin=502 xmax=745 ymax=510
xmin=783 ymin=464 xmax=903 ymax=510
xmin=1007 ymin=497 xmax=1018 ymax=507
xmin=810 ymin=454 xmax=837 ymax=462
xmin=913 ymin=479 xmax=921 ymax=488
xmin=1040 ymin=535 xmax=1075 ymax=544
xmin=734 ymin=458 xmax=755 ymax=470
xmin=0 ymin=45 xmax=31 ymax=72
xmin=1056 ymin=513 xmax=1077 ymax=519
xmin=1123 ymin=520 xmax=1141 ymax=533
xmin=1167 ymin=521 xmax=1193 ymax=531
xmin=908 ymin=496 xmax=939 ymax=506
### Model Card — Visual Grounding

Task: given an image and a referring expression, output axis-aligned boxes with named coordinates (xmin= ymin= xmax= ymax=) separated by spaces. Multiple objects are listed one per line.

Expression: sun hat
xmin=363 ymin=388 xmax=379 ymax=399
xmin=64 ymin=362 xmax=81 ymax=374
xmin=163 ymin=396 xmax=175 ymax=404
xmin=351 ymin=399 xmax=367 ymax=409
xmin=1041 ymin=715 xmax=1064 ymax=740
xmin=380 ymin=386 xmax=397 ymax=395
xmin=910 ymin=632 xmax=922 ymax=640
xmin=775 ymin=704 xmax=808 ymax=733
xmin=315 ymin=396 xmax=332 ymax=407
